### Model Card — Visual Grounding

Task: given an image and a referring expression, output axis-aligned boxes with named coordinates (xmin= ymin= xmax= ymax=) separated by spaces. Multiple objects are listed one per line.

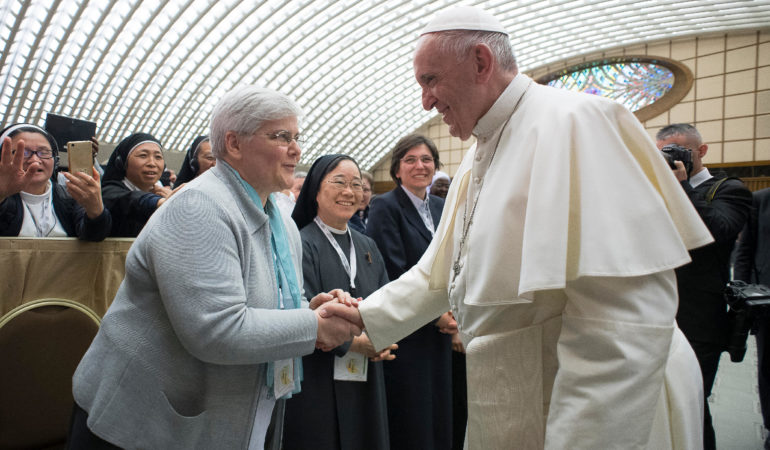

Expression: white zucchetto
xmin=420 ymin=6 xmax=508 ymax=36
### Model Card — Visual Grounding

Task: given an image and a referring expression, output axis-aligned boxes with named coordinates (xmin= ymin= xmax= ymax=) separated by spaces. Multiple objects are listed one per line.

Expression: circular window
xmin=536 ymin=56 xmax=693 ymax=122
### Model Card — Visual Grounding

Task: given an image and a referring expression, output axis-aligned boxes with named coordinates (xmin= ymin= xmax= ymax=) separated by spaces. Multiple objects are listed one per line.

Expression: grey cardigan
xmin=72 ymin=162 xmax=318 ymax=449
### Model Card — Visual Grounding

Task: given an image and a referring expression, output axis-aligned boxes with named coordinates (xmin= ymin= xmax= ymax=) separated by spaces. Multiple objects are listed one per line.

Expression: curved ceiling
xmin=1 ymin=0 xmax=769 ymax=169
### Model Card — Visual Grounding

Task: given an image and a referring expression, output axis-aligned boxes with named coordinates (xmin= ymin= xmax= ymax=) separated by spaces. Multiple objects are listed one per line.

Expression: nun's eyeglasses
xmin=22 ymin=148 xmax=54 ymax=159
xmin=325 ymin=179 xmax=364 ymax=192
xmin=265 ymin=130 xmax=305 ymax=146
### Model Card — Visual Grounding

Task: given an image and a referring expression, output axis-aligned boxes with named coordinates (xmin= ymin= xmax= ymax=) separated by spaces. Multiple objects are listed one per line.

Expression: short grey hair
xmin=209 ymin=86 xmax=303 ymax=158
xmin=656 ymin=123 xmax=702 ymax=145
xmin=428 ymin=30 xmax=517 ymax=72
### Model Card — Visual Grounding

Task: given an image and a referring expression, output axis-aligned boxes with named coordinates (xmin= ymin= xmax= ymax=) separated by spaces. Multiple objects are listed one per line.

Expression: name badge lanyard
xmin=314 ymin=216 xmax=357 ymax=296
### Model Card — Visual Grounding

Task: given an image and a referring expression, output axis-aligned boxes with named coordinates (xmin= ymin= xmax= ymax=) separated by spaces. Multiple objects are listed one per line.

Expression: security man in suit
xmin=656 ymin=123 xmax=753 ymax=450
xmin=734 ymin=187 xmax=770 ymax=449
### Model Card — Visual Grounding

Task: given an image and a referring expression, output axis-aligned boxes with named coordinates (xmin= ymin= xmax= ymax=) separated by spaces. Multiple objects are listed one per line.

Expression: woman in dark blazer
xmin=366 ymin=133 xmax=454 ymax=450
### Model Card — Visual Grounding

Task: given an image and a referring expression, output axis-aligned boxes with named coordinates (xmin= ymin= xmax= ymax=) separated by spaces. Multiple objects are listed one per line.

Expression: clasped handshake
xmin=310 ymin=289 xmax=397 ymax=362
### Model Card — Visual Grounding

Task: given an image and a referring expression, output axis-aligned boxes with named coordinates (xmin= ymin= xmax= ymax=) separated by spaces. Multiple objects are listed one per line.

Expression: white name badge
xmin=333 ymin=352 xmax=368 ymax=382
xmin=274 ymin=359 xmax=294 ymax=399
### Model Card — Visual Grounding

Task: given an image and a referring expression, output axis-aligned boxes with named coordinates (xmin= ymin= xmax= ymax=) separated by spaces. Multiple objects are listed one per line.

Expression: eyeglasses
xmin=265 ymin=130 xmax=306 ymax=146
xmin=325 ymin=179 xmax=364 ymax=192
xmin=401 ymin=156 xmax=434 ymax=165
xmin=22 ymin=148 xmax=54 ymax=159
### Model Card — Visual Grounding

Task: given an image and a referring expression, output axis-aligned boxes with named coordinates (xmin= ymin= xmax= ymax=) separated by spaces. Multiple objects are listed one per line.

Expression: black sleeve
xmin=733 ymin=194 xmax=759 ymax=282
xmin=366 ymin=195 xmax=409 ymax=281
xmin=682 ymin=178 xmax=753 ymax=243
xmin=53 ymin=184 xmax=112 ymax=241
xmin=0 ymin=195 xmax=23 ymax=236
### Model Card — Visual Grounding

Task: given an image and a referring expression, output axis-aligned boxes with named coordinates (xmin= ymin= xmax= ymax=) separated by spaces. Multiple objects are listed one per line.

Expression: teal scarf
xmin=236 ymin=171 xmax=303 ymax=397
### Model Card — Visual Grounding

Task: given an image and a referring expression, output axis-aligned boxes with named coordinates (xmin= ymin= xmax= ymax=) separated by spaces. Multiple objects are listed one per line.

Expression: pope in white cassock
xmin=322 ymin=6 xmax=713 ymax=449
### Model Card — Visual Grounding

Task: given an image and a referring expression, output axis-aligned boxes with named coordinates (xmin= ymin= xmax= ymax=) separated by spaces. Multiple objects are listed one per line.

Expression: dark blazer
xmin=0 ymin=183 xmax=111 ymax=241
xmin=735 ymin=187 xmax=770 ymax=285
xmin=367 ymin=187 xmax=444 ymax=281
xmin=366 ymin=186 xmax=452 ymax=450
xmin=675 ymin=174 xmax=753 ymax=345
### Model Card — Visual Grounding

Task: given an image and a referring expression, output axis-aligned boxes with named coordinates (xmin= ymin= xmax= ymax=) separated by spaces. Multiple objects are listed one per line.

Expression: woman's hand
xmin=0 ymin=137 xmax=35 ymax=202
xmin=435 ymin=311 xmax=458 ymax=334
xmin=309 ymin=289 xmax=359 ymax=310
xmin=63 ymin=167 xmax=104 ymax=218
xmin=350 ymin=333 xmax=398 ymax=361
xmin=154 ymin=183 xmax=185 ymax=208
xmin=451 ymin=332 xmax=465 ymax=353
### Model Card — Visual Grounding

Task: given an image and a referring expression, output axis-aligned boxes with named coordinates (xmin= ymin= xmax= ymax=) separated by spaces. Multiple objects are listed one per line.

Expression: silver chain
xmin=450 ymin=81 xmax=532 ymax=286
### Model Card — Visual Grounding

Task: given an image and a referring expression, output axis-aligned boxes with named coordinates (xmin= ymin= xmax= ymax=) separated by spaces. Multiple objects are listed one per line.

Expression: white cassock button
xmin=475 ymin=154 xmax=482 ymax=161
xmin=481 ymin=137 xmax=488 ymax=143
xmin=474 ymin=177 xmax=481 ymax=184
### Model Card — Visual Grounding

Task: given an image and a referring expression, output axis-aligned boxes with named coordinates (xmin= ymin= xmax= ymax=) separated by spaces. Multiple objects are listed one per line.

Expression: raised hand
xmin=63 ymin=167 xmax=104 ymax=218
xmin=0 ymin=137 xmax=36 ymax=202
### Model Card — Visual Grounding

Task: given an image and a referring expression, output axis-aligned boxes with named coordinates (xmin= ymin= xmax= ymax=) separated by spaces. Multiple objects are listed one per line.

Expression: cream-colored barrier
xmin=0 ymin=238 xmax=133 ymax=318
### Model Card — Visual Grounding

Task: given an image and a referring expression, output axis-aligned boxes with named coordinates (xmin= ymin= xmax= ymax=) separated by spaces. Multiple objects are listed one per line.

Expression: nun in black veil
xmin=101 ymin=132 xmax=172 ymax=237
xmin=174 ymin=135 xmax=214 ymax=186
xmin=283 ymin=154 xmax=397 ymax=450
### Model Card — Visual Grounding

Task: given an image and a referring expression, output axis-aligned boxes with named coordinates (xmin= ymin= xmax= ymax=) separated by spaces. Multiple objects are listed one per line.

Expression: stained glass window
xmin=546 ymin=61 xmax=674 ymax=112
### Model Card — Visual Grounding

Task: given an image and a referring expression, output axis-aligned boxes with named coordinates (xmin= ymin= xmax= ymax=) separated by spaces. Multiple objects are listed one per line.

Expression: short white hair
xmin=424 ymin=30 xmax=517 ymax=72
xmin=209 ymin=86 xmax=303 ymax=158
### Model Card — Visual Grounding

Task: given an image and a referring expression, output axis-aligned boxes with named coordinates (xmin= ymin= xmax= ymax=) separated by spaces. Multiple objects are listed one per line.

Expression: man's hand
xmin=672 ymin=160 xmax=688 ymax=182
xmin=63 ymin=167 xmax=104 ymax=218
xmin=315 ymin=302 xmax=362 ymax=351
xmin=435 ymin=311 xmax=458 ymax=334
xmin=0 ymin=137 xmax=36 ymax=202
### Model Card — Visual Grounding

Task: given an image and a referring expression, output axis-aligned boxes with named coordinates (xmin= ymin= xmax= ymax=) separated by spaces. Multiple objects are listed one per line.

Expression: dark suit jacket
xmin=675 ymin=174 xmax=753 ymax=345
xmin=366 ymin=187 xmax=444 ymax=281
xmin=366 ymin=186 xmax=452 ymax=450
xmin=734 ymin=187 xmax=770 ymax=286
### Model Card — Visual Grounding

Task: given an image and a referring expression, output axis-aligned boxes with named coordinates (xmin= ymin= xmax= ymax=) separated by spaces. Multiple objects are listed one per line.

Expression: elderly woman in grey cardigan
xmin=68 ymin=86 xmax=362 ymax=449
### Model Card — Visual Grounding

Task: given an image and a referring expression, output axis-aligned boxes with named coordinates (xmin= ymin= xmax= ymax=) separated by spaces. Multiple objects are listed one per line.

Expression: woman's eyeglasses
xmin=325 ymin=179 xmax=364 ymax=192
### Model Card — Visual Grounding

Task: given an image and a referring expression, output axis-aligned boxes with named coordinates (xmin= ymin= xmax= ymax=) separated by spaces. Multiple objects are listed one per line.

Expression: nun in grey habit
xmin=283 ymin=154 xmax=393 ymax=450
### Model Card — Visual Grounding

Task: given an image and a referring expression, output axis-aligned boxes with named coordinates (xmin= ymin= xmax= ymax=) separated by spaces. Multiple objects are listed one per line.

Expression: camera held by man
xmin=660 ymin=143 xmax=693 ymax=176
xmin=724 ymin=281 xmax=770 ymax=362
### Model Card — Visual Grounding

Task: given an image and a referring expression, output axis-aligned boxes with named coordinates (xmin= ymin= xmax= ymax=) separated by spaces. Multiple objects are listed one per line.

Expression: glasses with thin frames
xmin=22 ymin=148 xmax=54 ymax=159
xmin=325 ymin=178 xmax=364 ymax=192
xmin=265 ymin=130 xmax=305 ymax=146
xmin=401 ymin=155 xmax=434 ymax=165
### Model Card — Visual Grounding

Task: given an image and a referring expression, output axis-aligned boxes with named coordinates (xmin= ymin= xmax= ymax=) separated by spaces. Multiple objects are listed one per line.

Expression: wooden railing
xmin=0 ymin=238 xmax=133 ymax=318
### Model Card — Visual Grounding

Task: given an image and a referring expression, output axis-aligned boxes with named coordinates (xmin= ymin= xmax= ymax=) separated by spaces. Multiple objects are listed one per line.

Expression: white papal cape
xmin=359 ymin=74 xmax=713 ymax=449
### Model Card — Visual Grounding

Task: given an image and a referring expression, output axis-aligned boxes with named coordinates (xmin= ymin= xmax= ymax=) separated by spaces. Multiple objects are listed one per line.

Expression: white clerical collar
xmin=688 ymin=167 xmax=712 ymax=188
xmin=325 ymin=223 xmax=348 ymax=234
xmin=473 ymin=73 xmax=532 ymax=139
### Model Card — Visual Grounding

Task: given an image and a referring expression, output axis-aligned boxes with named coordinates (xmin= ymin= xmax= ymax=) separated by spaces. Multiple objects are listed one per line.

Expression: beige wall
xmin=528 ymin=29 xmax=769 ymax=165
xmin=371 ymin=28 xmax=769 ymax=182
